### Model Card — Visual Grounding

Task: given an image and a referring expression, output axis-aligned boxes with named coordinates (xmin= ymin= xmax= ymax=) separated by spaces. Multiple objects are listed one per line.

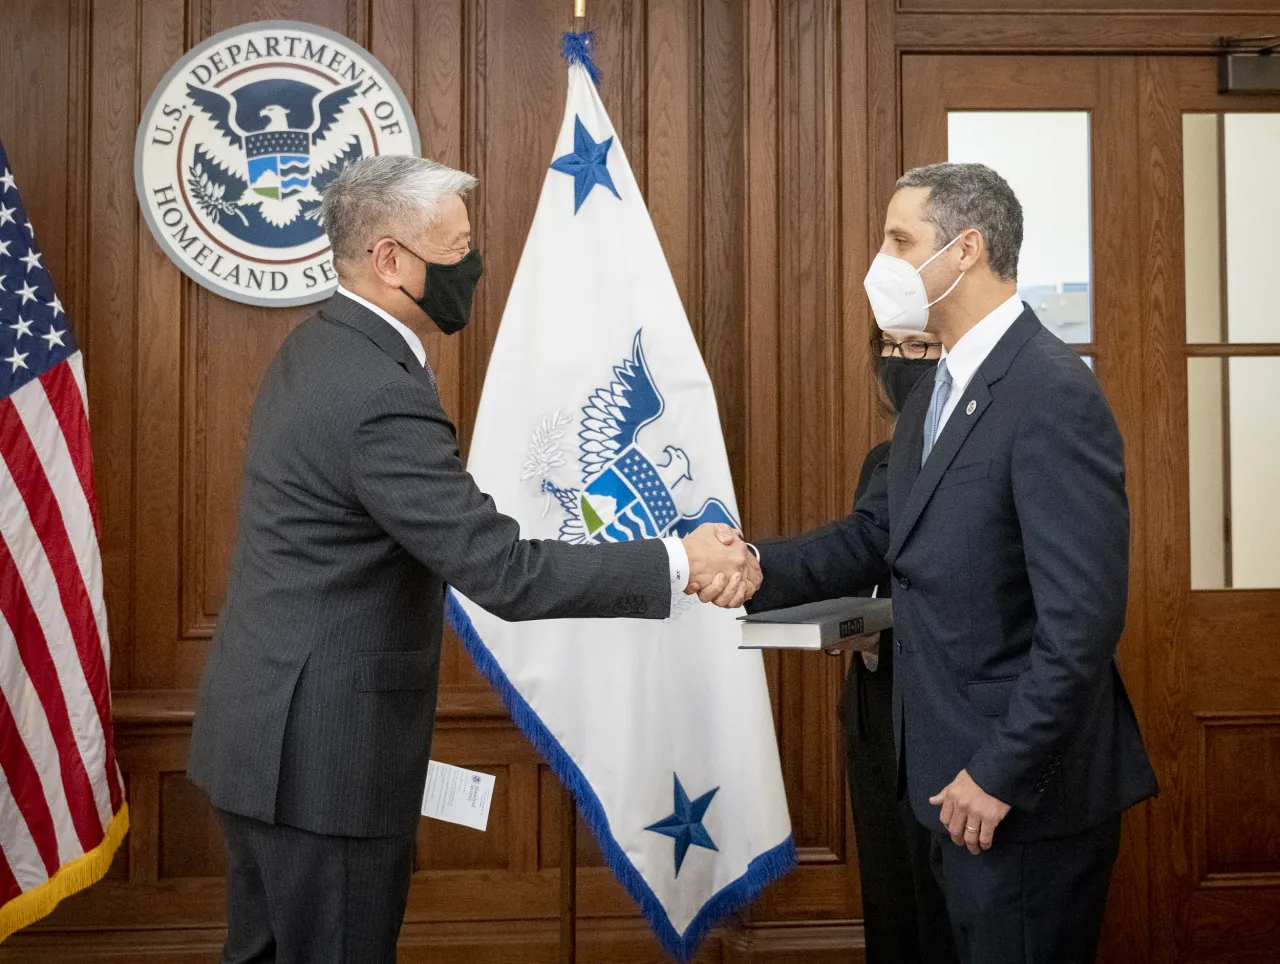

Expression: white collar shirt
xmin=930 ymin=293 xmax=1025 ymax=444
xmin=335 ymin=285 xmax=427 ymax=368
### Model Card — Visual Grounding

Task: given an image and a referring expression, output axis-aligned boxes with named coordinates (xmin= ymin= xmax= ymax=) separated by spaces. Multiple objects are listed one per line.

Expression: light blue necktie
xmin=921 ymin=358 xmax=952 ymax=465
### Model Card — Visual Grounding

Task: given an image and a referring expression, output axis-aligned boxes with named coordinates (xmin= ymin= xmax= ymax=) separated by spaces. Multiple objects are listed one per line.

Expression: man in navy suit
xmin=739 ymin=163 xmax=1158 ymax=963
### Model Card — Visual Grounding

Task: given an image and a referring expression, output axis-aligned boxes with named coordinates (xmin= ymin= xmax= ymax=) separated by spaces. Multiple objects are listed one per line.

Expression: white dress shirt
xmin=333 ymin=286 xmax=691 ymax=603
xmin=336 ymin=285 xmax=427 ymax=367
xmin=929 ymin=294 xmax=1024 ymax=447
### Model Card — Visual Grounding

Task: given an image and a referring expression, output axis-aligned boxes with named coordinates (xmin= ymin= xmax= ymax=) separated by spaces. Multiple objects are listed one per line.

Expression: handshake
xmin=680 ymin=523 xmax=762 ymax=608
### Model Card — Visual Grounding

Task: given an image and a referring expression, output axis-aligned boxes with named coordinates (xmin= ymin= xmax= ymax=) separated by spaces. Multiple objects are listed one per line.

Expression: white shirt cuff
xmin=662 ymin=536 xmax=689 ymax=593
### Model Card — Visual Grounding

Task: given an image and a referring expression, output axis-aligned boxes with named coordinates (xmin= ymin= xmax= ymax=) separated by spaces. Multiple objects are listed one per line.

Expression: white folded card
xmin=422 ymin=760 xmax=495 ymax=831
xmin=737 ymin=596 xmax=892 ymax=651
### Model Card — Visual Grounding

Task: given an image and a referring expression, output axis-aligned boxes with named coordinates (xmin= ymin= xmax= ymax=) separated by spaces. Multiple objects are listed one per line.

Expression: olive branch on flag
xmin=521 ymin=408 xmax=572 ymax=516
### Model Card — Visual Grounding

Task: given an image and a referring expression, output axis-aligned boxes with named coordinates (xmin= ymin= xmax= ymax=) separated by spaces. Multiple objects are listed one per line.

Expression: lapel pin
xmin=966 ymin=400 xmax=977 ymax=415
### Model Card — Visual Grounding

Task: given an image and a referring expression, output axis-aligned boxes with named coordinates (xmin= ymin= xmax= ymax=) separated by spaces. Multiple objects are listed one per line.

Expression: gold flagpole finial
xmin=574 ymin=0 xmax=586 ymax=20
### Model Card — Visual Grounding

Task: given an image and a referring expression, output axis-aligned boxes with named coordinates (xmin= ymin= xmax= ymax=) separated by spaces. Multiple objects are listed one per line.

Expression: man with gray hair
xmin=742 ymin=162 xmax=1157 ymax=963
xmin=187 ymin=155 xmax=759 ymax=964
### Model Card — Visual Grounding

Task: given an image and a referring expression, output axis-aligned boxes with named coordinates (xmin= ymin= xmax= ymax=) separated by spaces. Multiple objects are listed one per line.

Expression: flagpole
xmin=559 ymin=782 xmax=578 ymax=964
xmin=555 ymin=22 xmax=586 ymax=964
xmin=558 ymin=5 xmax=587 ymax=962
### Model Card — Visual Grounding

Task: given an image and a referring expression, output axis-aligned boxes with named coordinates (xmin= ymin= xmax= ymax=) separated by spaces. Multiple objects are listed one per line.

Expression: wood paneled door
xmin=1136 ymin=57 xmax=1280 ymax=964
xmin=902 ymin=52 xmax=1280 ymax=964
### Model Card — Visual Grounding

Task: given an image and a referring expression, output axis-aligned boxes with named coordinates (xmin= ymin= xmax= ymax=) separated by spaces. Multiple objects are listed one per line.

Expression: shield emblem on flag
xmin=579 ymin=444 xmax=679 ymax=542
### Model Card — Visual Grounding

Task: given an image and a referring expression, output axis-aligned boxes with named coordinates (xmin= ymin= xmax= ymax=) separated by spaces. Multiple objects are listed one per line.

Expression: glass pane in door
xmin=1187 ymin=356 xmax=1280 ymax=589
xmin=948 ymin=111 xmax=1092 ymax=345
xmin=1184 ymin=113 xmax=1280 ymax=343
xmin=1184 ymin=112 xmax=1280 ymax=588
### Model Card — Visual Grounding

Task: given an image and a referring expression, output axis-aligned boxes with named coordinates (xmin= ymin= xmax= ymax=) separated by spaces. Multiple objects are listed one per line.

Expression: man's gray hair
xmin=322 ymin=155 xmax=477 ymax=269
xmin=895 ymin=163 xmax=1022 ymax=282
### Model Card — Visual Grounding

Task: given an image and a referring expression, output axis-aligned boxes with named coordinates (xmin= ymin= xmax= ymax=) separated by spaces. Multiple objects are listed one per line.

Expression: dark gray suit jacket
xmin=188 ymin=294 xmax=671 ymax=838
xmin=748 ymin=307 xmax=1158 ymax=842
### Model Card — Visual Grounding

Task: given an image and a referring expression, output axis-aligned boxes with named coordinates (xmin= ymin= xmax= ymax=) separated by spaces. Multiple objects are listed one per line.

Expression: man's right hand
xmin=681 ymin=523 xmax=762 ymax=608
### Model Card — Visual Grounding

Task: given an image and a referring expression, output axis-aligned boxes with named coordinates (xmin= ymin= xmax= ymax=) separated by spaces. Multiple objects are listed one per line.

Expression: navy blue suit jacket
xmin=748 ymin=308 xmax=1158 ymax=842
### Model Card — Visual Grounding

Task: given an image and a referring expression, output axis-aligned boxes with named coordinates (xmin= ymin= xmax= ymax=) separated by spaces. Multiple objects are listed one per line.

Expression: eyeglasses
xmin=870 ymin=334 xmax=939 ymax=360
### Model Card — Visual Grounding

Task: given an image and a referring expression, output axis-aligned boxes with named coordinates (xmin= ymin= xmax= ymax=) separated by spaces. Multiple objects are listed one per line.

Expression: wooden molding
xmin=111 ymin=685 xmax=512 ymax=726
xmin=0 ymin=918 xmax=866 ymax=964
xmin=896 ymin=12 xmax=1280 ymax=52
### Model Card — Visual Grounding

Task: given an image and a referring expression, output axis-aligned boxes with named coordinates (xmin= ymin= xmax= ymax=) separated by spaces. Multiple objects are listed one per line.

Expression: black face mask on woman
xmin=878 ymin=356 xmax=938 ymax=414
xmin=393 ymin=241 xmax=484 ymax=335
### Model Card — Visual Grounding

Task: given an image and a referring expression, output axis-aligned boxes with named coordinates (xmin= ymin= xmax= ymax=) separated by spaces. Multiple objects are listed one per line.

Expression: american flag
xmin=0 ymin=136 xmax=127 ymax=942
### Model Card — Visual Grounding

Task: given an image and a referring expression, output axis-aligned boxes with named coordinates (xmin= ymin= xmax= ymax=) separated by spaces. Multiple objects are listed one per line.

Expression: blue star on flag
xmin=550 ymin=115 xmax=621 ymax=214
xmin=645 ymin=773 xmax=719 ymax=877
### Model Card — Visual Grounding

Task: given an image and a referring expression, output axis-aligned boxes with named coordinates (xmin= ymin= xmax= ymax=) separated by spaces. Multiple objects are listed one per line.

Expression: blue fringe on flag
xmin=561 ymin=31 xmax=603 ymax=86
xmin=446 ymin=590 xmax=797 ymax=961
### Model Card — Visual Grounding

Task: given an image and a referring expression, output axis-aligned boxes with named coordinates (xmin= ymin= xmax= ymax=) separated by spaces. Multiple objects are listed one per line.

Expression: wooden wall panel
xmin=0 ymin=3 xmax=72 ymax=308
xmin=86 ymin=0 xmax=141 ymax=688
xmin=135 ymin=0 xmax=188 ymax=690
xmin=415 ymin=765 xmax=510 ymax=872
xmin=900 ymin=0 xmax=1273 ymax=10
xmin=644 ymin=0 xmax=699 ymax=326
xmin=14 ymin=0 xmax=1270 ymax=961
xmin=1201 ymin=716 xmax=1280 ymax=879
xmin=0 ymin=1 xmax=868 ymax=958
xmin=699 ymin=0 xmax=747 ymax=489
xmin=742 ymin=0 xmax=864 ymax=929
xmin=894 ymin=12 xmax=1280 ymax=52
xmin=461 ymin=0 xmax=564 ymax=447
xmin=158 ymin=773 xmax=226 ymax=879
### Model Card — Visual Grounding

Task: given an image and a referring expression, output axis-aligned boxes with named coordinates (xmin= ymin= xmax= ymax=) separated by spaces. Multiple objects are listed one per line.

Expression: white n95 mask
xmin=863 ymin=234 xmax=965 ymax=332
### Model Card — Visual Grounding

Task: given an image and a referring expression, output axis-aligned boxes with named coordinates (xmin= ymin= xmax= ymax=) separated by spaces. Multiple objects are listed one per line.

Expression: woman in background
xmin=838 ymin=327 xmax=957 ymax=964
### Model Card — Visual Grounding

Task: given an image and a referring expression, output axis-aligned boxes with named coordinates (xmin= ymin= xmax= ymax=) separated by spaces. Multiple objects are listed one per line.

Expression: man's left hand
xmin=929 ymin=769 xmax=1011 ymax=854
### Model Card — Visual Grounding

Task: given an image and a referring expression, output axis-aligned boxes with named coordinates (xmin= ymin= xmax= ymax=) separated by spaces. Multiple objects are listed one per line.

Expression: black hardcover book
xmin=737 ymin=596 xmax=892 ymax=651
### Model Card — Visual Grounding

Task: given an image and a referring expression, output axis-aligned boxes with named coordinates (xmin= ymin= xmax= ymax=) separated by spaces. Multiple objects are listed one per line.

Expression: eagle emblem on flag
xmin=537 ymin=329 xmax=739 ymax=544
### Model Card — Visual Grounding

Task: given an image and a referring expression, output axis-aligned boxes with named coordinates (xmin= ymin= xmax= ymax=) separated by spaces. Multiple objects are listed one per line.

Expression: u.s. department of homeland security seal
xmin=135 ymin=21 xmax=420 ymax=307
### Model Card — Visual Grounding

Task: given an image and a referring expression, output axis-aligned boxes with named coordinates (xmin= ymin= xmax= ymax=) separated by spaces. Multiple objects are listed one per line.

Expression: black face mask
xmin=878 ymin=357 xmax=937 ymax=414
xmin=395 ymin=243 xmax=484 ymax=335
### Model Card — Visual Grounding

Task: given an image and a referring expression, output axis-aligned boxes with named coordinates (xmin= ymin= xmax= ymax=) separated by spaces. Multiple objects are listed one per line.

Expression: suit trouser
xmin=841 ymin=648 xmax=958 ymax=964
xmin=217 ymin=809 xmax=416 ymax=964
xmin=929 ymin=814 xmax=1121 ymax=964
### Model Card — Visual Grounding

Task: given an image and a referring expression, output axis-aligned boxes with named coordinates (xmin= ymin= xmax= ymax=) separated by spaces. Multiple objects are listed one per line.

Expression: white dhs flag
xmin=447 ymin=36 xmax=794 ymax=960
